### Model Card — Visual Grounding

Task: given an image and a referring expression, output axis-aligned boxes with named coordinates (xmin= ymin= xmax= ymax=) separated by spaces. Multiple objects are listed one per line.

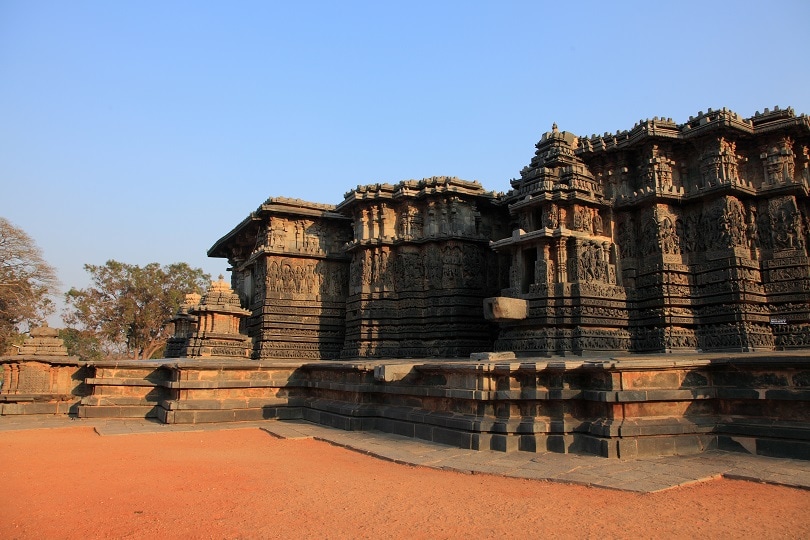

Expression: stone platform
xmin=1 ymin=352 xmax=809 ymax=460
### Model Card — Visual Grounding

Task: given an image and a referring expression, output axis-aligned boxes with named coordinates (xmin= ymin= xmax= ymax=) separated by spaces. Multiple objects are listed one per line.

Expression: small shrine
xmin=164 ymin=293 xmax=201 ymax=358
xmin=166 ymin=277 xmax=252 ymax=359
xmin=16 ymin=323 xmax=69 ymax=356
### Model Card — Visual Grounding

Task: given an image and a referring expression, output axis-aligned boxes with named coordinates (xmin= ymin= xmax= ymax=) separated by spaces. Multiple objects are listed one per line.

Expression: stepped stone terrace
xmin=3 ymin=106 xmax=809 ymax=460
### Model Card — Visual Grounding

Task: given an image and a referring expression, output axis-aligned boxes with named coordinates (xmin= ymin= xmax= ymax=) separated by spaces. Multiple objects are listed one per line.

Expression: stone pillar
xmin=536 ymin=244 xmax=550 ymax=285
xmin=556 ymin=238 xmax=568 ymax=283
xmin=369 ymin=206 xmax=379 ymax=239
xmin=378 ymin=203 xmax=387 ymax=239
xmin=361 ymin=209 xmax=370 ymax=241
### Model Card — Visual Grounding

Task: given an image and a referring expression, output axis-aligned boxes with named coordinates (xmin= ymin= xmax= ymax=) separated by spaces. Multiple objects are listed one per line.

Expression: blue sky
xmin=2 ymin=1 xmax=809 ymax=324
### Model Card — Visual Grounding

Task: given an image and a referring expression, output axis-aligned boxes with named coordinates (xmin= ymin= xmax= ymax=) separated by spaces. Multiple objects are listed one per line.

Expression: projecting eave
xmin=258 ymin=197 xmax=350 ymax=221
xmin=207 ymin=213 xmax=262 ymax=259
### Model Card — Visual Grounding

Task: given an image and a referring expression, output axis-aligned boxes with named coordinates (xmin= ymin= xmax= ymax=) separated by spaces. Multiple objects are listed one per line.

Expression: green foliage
xmin=64 ymin=261 xmax=210 ymax=359
xmin=58 ymin=328 xmax=105 ymax=361
xmin=0 ymin=217 xmax=58 ymax=354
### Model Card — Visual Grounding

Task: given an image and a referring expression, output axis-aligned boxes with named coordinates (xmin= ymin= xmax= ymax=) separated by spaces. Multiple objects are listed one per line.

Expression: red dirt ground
xmin=0 ymin=427 xmax=807 ymax=539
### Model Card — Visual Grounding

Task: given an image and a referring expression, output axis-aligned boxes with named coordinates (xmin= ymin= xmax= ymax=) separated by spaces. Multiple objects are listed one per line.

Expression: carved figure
xmin=519 ymin=211 xmax=530 ymax=232
xmin=573 ymin=206 xmax=583 ymax=231
xmin=719 ymin=137 xmax=741 ymax=183
xmin=593 ymin=210 xmax=603 ymax=235
xmin=646 ymin=145 xmax=675 ymax=188
xmin=618 ymin=217 xmax=636 ymax=258
xmin=400 ymin=209 xmax=412 ymax=238
xmin=771 ymin=204 xmax=801 ymax=250
xmin=546 ymin=204 xmax=559 ymax=229
xmin=361 ymin=250 xmax=372 ymax=285
xmin=660 ymin=217 xmax=679 ymax=254
xmin=640 ymin=216 xmax=660 ymax=256
xmin=582 ymin=207 xmax=593 ymax=233
xmin=763 ymin=137 xmax=796 ymax=184
xmin=683 ymin=213 xmax=698 ymax=253
xmin=448 ymin=198 xmax=460 ymax=235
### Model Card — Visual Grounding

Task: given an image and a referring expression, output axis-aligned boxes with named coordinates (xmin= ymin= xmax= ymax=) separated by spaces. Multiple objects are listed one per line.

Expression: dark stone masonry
xmin=3 ymin=106 xmax=809 ymax=460
xmin=209 ymin=106 xmax=810 ymax=358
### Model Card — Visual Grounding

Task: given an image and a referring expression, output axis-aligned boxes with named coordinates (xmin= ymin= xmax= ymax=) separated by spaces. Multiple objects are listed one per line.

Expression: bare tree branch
xmin=0 ymin=217 xmax=59 ymax=352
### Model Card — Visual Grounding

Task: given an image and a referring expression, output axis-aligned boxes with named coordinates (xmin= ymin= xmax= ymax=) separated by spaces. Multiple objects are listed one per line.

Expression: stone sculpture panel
xmin=210 ymin=108 xmax=810 ymax=358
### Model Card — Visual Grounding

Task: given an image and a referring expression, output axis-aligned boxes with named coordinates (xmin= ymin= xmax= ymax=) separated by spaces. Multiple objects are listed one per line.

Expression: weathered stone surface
xmin=209 ymin=198 xmax=352 ymax=360
xmin=483 ymin=297 xmax=527 ymax=321
xmin=4 ymin=351 xmax=810 ymax=459
xmin=166 ymin=277 xmax=252 ymax=359
xmin=207 ymin=107 xmax=810 ymax=359
xmin=470 ymin=351 xmax=517 ymax=360
xmin=15 ymin=323 xmax=68 ymax=356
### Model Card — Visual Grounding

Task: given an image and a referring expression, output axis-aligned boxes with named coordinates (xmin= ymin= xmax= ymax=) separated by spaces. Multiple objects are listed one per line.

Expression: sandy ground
xmin=0 ymin=427 xmax=807 ymax=539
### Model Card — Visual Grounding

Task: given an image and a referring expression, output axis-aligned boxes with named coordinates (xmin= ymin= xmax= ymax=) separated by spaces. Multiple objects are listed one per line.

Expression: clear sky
xmin=2 ymin=1 xmax=809 ymax=324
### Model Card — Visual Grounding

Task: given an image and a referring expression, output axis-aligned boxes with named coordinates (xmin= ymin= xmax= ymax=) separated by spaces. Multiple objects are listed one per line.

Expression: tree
xmin=0 ymin=217 xmax=59 ymax=354
xmin=58 ymin=328 xmax=105 ymax=362
xmin=64 ymin=261 xmax=210 ymax=359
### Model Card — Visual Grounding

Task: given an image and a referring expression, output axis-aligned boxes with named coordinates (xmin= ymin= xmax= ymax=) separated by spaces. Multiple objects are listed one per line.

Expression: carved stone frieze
xmin=209 ymin=107 xmax=810 ymax=359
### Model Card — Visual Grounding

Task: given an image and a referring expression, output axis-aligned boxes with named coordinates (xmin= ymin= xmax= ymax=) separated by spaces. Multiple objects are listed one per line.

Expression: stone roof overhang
xmin=336 ymin=177 xmax=501 ymax=212
xmin=575 ymin=107 xmax=810 ymax=158
xmin=208 ymin=213 xmax=262 ymax=259
xmin=208 ymin=196 xmax=350 ymax=259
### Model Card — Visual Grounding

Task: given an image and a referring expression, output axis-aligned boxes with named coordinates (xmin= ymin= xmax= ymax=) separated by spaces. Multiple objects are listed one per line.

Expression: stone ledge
xmin=85 ymin=377 xmax=164 ymax=387
xmin=160 ymin=397 xmax=289 ymax=411
xmin=77 ymin=405 xmax=159 ymax=419
xmin=163 ymin=379 xmax=293 ymax=389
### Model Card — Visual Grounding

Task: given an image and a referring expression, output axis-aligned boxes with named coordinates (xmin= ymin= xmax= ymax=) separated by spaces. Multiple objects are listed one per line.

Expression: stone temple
xmin=3 ymin=106 xmax=809 ymax=460
xmin=209 ymin=106 xmax=810 ymax=358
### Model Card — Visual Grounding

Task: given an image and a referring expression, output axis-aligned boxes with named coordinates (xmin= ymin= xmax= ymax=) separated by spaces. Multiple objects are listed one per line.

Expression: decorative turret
xmin=164 ymin=293 xmax=201 ymax=358
xmin=169 ymin=277 xmax=253 ymax=359
xmin=16 ymin=323 xmax=69 ymax=356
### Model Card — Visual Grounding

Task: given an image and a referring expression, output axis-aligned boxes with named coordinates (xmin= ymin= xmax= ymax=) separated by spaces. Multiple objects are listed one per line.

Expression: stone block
xmin=489 ymin=433 xmax=519 ymax=452
xmin=755 ymin=439 xmax=810 ymax=460
xmin=375 ymin=418 xmax=415 ymax=438
xmin=717 ymin=435 xmax=757 ymax=454
xmin=414 ymin=423 xmax=434 ymax=442
xmin=430 ymin=426 xmax=473 ymax=449
xmin=583 ymin=390 xmax=614 ymax=402
xmin=674 ymin=434 xmax=716 ymax=455
xmin=616 ymin=390 xmax=648 ymax=402
xmin=273 ymin=406 xmax=304 ymax=420
xmin=580 ymin=435 xmax=616 ymax=458
xmin=587 ymin=419 xmax=621 ymax=437
xmin=483 ymin=297 xmax=528 ymax=321
xmin=77 ymin=405 xmax=158 ymax=419
xmin=633 ymin=436 xmax=678 ymax=457
xmin=617 ymin=438 xmax=639 ymax=459
xmin=622 ymin=370 xmax=680 ymax=390
xmin=1 ymin=401 xmax=60 ymax=415
xmin=546 ymin=434 xmax=567 ymax=454
xmin=469 ymin=351 xmax=516 ymax=361
xmin=373 ymin=363 xmax=416 ymax=382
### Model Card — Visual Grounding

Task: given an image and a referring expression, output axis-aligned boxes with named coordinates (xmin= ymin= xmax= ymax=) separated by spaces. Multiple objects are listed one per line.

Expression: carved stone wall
xmin=210 ymin=107 xmax=810 ymax=358
xmin=491 ymin=107 xmax=809 ymax=354
xmin=492 ymin=126 xmax=632 ymax=355
xmin=209 ymin=198 xmax=353 ymax=359
xmin=336 ymin=178 xmax=509 ymax=358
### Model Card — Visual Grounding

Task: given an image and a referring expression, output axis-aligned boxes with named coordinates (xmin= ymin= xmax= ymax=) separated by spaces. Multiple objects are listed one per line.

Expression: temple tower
xmin=490 ymin=126 xmax=631 ymax=355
